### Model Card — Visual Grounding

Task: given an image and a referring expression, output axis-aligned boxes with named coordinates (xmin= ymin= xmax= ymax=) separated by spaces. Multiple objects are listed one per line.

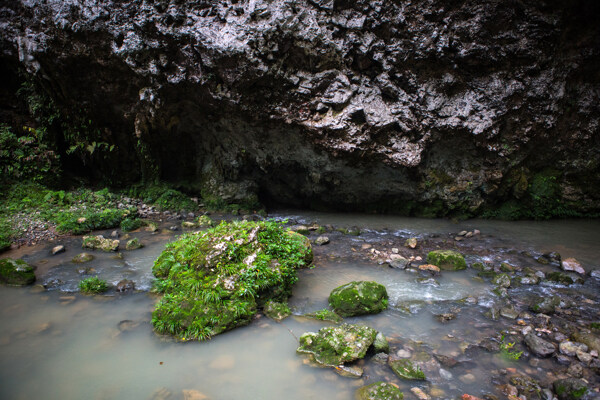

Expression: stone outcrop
xmin=1 ymin=1 xmax=599 ymax=217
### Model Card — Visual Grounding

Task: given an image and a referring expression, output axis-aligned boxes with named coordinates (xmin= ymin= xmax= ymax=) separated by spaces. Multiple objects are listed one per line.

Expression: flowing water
xmin=1 ymin=212 xmax=599 ymax=400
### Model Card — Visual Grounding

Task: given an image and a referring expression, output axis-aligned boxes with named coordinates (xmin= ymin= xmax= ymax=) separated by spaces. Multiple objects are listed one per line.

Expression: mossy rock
xmin=0 ymin=258 xmax=35 ymax=286
xmin=263 ymin=300 xmax=291 ymax=321
xmin=125 ymin=238 xmax=144 ymax=251
xmin=120 ymin=218 xmax=144 ymax=232
xmin=304 ymin=309 xmax=343 ymax=323
xmin=553 ymin=378 xmax=588 ymax=400
xmin=82 ymin=235 xmax=119 ymax=252
xmin=492 ymin=273 xmax=511 ymax=288
xmin=426 ymin=250 xmax=466 ymax=271
xmin=356 ymin=381 xmax=404 ymax=400
xmin=72 ymin=253 xmax=94 ymax=263
xmin=196 ymin=215 xmax=213 ymax=227
xmin=151 ymin=220 xmax=312 ymax=341
xmin=530 ymin=296 xmax=560 ymax=314
xmin=388 ymin=358 xmax=426 ymax=380
xmin=328 ymin=281 xmax=388 ymax=317
xmin=286 ymin=230 xmax=313 ymax=265
xmin=297 ymin=323 xmax=378 ymax=366
xmin=545 ymin=271 xmax=584 ymax=285
xmin=79 ymin=276 xmax=108 ymax=294
xmin=373 ymin=332 xmax=390 ymax=354
xmin=181 ymin=221 xmax=198 ymax=229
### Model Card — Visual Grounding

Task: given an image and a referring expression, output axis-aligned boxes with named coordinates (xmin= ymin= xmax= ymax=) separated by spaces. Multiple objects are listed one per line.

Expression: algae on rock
xmin=388 ymin=358 xmax=426 ymax=380
xmin=328 ymin=281 xmax=388 ymax=317
xmin=356 ymin=381 xmax=404 ymax=400
xmin=263 ymin=300 xmax=291 ymax=321
xmin=0 ymin=258 xmax=35 ymax=285
xmin=426 ymin=250 xmax=467 ymax=270
xmin=82 ymin=235 xmax=119 ymax=252
xmin=151 ymin=220 xmax=312 ymax=340
xmin=296 ymin=323 xmax=378 ymax=366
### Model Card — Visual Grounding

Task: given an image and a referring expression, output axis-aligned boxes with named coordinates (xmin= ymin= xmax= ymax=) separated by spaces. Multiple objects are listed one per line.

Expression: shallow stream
xmin=1 ymin=212 xmax=599 ymax=399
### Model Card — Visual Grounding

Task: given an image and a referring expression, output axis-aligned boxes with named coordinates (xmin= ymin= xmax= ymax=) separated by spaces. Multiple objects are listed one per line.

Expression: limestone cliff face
xmin=1 ymin=0 xmax=599 ymax=216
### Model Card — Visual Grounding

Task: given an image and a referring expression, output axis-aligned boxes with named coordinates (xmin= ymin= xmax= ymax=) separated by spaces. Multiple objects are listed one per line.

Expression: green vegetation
xmin=151 ymin=220 xmax=312 ymax=341
xmin=79 ymin=277 xmax=108 ymax=294
xmin=426 ymin=250 xmax=467 ymax=270
xmin=297 ymin=324 xmax=378 ymax=366
xmin=128 ymin=184 xmax=198 ymax=212
xmin=304 ymin=308 xmax=343 ymax=323
xmin=0 ymin=258 xmax=36 ymax=286
xmin=125 ymin=238 xmax=143 ymax=251
xmin=500 ymin=335 xmax=523 ymax=360
xmin=263 ymin=300 xmax=291 ymax=321
xmin=120 ymin=218 xmax=144 ymax=232
xmin=328 ymin=281 xmax=388 ymax=317
xmin=356 ymin=382 xmax=404 ymax=400
xmin=388 ymin=359 xmax=425 ymax=380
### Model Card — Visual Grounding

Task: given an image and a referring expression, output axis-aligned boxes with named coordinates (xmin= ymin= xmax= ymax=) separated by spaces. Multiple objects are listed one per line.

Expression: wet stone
xmin=116 ymin=279 xmax=135 ymax=293
xmin=388 ymin=358 xmax=425 ymax=380
xmin=552 ymin=378 xmax=588 ymax=400
xmin=524 ymin=332 xmax=556 ymax=357
xmin=567 ymin=362 xmax=583 ymax=378
xmin=314 ymin=236 xmax=330 ymax=246
xmin=405 ymin=237 xmax=418 ymax=249
xmin=389 ymin=255 xmax=409 ymax=269
xmin=559 ymin=341 xmax=588 ymax=357
xmin=72 ymin=253 xmax=94 ymax=263
xmin=355 ymin=381 xmax=404 ymax=400
xmin=530 ymin=296 xmax=560 ymax=314
xmin=500 ymin=306 xmax=519 ymax=320
xmin=411 ymin=387 xmax=430 ymax=400
xmin=51 ymin=245 xmax=65 ymax=255
xmin=334 ymin=364 xmax=363 ymax=378
xmin=561 ymin=258 xmax=585 ymax=275
xmin=436 ymin=313 xmax=456 ymax=323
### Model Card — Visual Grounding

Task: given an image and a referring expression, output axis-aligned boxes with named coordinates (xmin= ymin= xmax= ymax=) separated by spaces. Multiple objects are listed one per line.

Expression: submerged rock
xmin=151 ymin=220 xmax=312 ymax=340
xmin=559 ymin=341 xmax=589 ymax=357
xmin=545 ymin=271 xmax=584 ymax=285
xmin=328 ymin=281 xmax=388 ymax=317
xmin=72 ymin=253 xmax=94 ymax=263
xmin=356 ymin=381 xmax=404 ymax=400
xmin=263 ymin=300 xmax=291 ymax=321
xmin=524 ymin=332 xmax=556 ymax=357
xmin=296 ymin=323 xmax=378 ymax=367
xmin=125 ymin=238 xmax=144 ymax=250
xmin=303 ymin=309 xmax=342 ymax=323
xmin=82 ymin=235 xmax=119 ymax=252
xmin=334 ymin=364 xmax=363 ymax=378
xmin=388 ymin=358 xmax=426 ymax=380
xmin=0 ymin=258 xmax=35 ymax=286
xmin=492 ymin=273 xmax=511 ymax=288
xmin=116 ymin=279 xmax=135 ymax=293
xmin=530 ymin=296 xmax=560 ymax=314
xmin=373 ymin=332 xmax=390 ymax=354
xmin=552 ymin=378 xmax=588 ymax=400
xmin=571 ymin=331 xmax=600 ymax=353
xmin=426 ymin=250 xmax=466 ymax=271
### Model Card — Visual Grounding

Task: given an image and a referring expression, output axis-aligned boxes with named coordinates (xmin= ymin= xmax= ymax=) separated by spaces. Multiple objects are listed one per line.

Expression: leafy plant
xmin=500 ymin=335 xmax=523 ymax=360
xmin=120 ymin=218 xmax=144 ymax=232
xmin=79 ymin=277 xmax=108 ymax=294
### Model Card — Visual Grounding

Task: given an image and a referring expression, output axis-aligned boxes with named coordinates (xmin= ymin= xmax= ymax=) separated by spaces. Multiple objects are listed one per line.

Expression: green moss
xmin=72 ymin=253 xmax=94 ymax=263
xmin=263 ymin=300 xmax=291 ymax=321
xmin=328 ymin=281 xmax=388 ymax=317
xmin=590 ymin=322 xmax=600 ymax=330
xmin=128 ymin=184 xmax=197 ymax=212
xmin=388 ymin=358 xmax=425 ymax=380
xmin=546 ymin=271 xmax=583 ymax=285
xmin=79 ymin=277 xmax=108 ymax=294
xmin=196 ymin=215 xmax=213 ymax=227
xmin=356 ymin=382 xmax=404 ymax=400
xmin=55 ymin=208 xmax=127 ymax=235
xmin=296 ymin=323 xmax=378 ymax=366
xmin=553 ymin=378 xmax=587 ymax=400
xmin=492 ymin=273 xmax=511 ymax=288
xmin=125 ymin=238 xmax=143 ymax=250
xmin=82 ymin=235 xmax=119 ymax=252
xmin=120 ymin=218 xmax=144 ymax=232
xmin=304 ymin=309 xmax=343 ymax=323
xmin=151 ymin=220 xmax=312 ymax=341
xmin=0 ymin=258 xmax=35 ymax=285
xmin=426 ymin=250 xmax=466 ymax=270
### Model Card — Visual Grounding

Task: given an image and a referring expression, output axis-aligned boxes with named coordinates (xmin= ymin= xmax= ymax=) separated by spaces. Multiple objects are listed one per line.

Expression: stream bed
xmin=1 ymin=212 xmax=599 ymax=399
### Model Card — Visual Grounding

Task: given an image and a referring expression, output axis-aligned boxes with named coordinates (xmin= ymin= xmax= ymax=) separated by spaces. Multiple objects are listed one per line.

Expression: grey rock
xmin=314 ymin=236 xmax=330 ymax=246
xmin=524 ymin=332 xmax=556 ymax=357
xmin=51 ymin=245 xmax=65 ymax=255
xmin=388 ymin=255 xmax=409 ymax=269
xmin=559 ymin=341 xmax=588 ymax=357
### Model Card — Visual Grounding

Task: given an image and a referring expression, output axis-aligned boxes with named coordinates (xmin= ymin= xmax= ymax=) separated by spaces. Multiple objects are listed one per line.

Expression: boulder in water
xmin=328 ymin=281 xmax=388 ymax=317
xmin=296 ymin=323 xmax=378 ymax=366
xmin=524 ymin=332 xmax=556 ymax=357
xmin=356 ymin=381 xmax=404 ymax=400
xmin=263 ymin=300 xmax=291 ymax=321
xmin=552 ymin=378 xmax=587 ymax=400
xmin=82 ymin=235 xmax=119 ymax=252
xmin=561 ymin=258 xmax=585 ymax=275
xmin=125 ymin=238 xmax=144 ymax=250
xmin=0 ymin=258 xmax=35 ymax=286
xmin=72 ymin=253 xmax=94 ymax=263
xmin=426 ymin=250 xmax=466 ymax=270
xmin=530 ymin=296 xmax=560 ymax=314
xmin=388 ymin=358 xmax=426 ymax=380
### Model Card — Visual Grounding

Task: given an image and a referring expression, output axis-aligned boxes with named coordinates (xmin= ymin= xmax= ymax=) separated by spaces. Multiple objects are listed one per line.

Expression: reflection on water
xmin=1 ymin=213 xmax=599 ymax=399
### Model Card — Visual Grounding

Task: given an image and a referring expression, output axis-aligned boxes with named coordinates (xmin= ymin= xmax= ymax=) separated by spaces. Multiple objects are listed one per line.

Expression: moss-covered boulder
xmin=388 ymin=358 xmax=426 ymax=380
xmin=426 ymin=250 xmax=467 ymax=271
xmin=553 ymin=378 xmax=588 ymax=400
xmin=196 ymin=215 xmax=213 ymax=227
xmin=296 ymin=323 xmax=378 ymax=366
xmin=373 ymin=332 xmax=390 ymax=354
xmin=263 ymin=300 xmax=291 ymax=321
xmin=328 ymin=281 xmax=388 ymax=317
xmin=72 ymin=252 xmax=94 ymax=263
xmin=545 ymin=271 xmax=584 ymax=285
xmin=0 ymin=258 xmax=35 ymax=285
xmin=530 ymin=296 xmax=560 ymax=314
xmin=492 ymin=273 xmax=511 ymax=288
xmin=356 ymin=382 xmax=404 ymax=400
xmin=151 ymin=220 xmax=312 ymax=341
xmin=125 ymin=238 xmax=144 ymax=250
xmin=82 ymin=235 xmax=119 ymax=252
xmin=304 ymin=309 xmax=343 ymax=323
